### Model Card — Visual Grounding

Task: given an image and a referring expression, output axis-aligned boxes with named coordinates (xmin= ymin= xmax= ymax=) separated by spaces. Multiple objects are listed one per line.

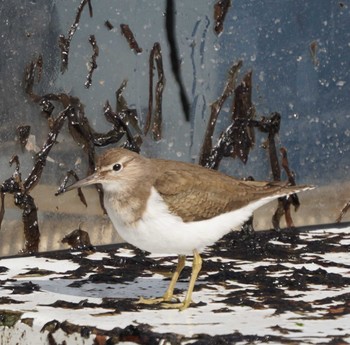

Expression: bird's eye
xmin=112 ymin=163 xmax=122 ymax=172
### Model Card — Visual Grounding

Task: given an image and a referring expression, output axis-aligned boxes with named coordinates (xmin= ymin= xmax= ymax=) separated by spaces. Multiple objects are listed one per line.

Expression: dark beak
xmin=65 ymin=172 xmax=101 ymax=191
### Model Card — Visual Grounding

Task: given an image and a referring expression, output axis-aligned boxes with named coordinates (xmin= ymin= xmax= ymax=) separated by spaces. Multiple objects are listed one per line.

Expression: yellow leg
xmin=163 ymin=255 xmax=186 ymax=300
xmin=163 ymin=250 xmax=202 ymax=311
xmin=137 ymin=255 xmax=186 ymax=305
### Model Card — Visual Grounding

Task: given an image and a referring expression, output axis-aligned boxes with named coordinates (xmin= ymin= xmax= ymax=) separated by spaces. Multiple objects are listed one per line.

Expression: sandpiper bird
xmin=67 ymin=147 xmax=313 ymax=310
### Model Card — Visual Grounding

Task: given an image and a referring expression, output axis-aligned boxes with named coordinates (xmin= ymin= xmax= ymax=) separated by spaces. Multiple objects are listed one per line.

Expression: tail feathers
xmin=275 ymin=184 xmax=315 ymax=197
xmin=248 ymin=184 xmax=314 ymax=216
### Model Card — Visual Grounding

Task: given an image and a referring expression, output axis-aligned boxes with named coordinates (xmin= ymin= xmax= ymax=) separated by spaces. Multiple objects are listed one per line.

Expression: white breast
xmin=104 ymin=187 xmax=282 ymax=256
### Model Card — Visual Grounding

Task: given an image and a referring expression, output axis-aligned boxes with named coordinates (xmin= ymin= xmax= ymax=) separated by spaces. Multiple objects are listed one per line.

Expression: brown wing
xmin=153 ymin=159 xmax=309 ymax=222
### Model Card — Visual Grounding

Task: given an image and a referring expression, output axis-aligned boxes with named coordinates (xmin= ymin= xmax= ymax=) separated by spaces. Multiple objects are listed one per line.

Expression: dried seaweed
xmin=13 ymin=56 xmax=141 ymax=252
xmin=53 ymin=85 xmax=142 ymax=216
xmin=120 ymin=24 xmax=142 ymax=54
xmin=280 ymin=147 xmax=300 ymax=211
xmin=16 ymin=125 xmax=31 ymax=151
xmin=0 ymin=108 xmax=71 ymax=253
xmin=259 ymin=112 xmax=281 ymax=181
xmin=103 ymin=101 xmax=141 ymax=153
xmin=152 ymin=44 xmax=165 ymax=141
xmin=336 ymin=201 xmax=350 ymax=223
xmin=24 ymin=59 xmax=42 ymax=103
xmin=24 ymin=108 xmax=70 ymax=193
xmin=144 ymin=43 xmax=165 ymax=141
xmin=144 ymin=45 xmax=155 ymax=135
xmin=230 ymin=71 xmax=255 ymax=163
xmin=115 ymin=80 xmax=142 ymax=135
xmin=61 ymin=228 xmax=94 ymax=251
xmin=213 ymin=0 xmax=231 ymax=35
xmin=259 ymin=130 xmax=301 ymax=230
xmin=198 ymin=63 xmax=305 ymax=232
xmin=56 ymin=170 xmax=87 ymax=208
xmin=199 ymin=60 xmax=242 ymax=167
xmin=203 ymin=70 xmax=255 ymax=169
xmin=85 ymin=35 xmax=99 ymax=89
xmin=256 ymin=113 xmax=293 ymax=230
xmin=4 ymin=281 xmax=41 ymax=295
xmin=0 ymin=310 xmax=23 ymax=327
xmin=13 ymin=223 xmax=347 ymax=343
xmin=39 ymin=320 xmax=179 ymax=344
xmin=14 ymin=193 xmax=40 ymax=253
xmin=58 ymin=0 xmax=93 ymax=73
xmin=5 ymin=56 xmax=137 ymax=252
xmin=36 ymin=54 xmax=43 ymax=82
xmin=104 ymin=20 xmax=114 ymax=30
xmin=257 ymin=115 xmax=300 ymax=230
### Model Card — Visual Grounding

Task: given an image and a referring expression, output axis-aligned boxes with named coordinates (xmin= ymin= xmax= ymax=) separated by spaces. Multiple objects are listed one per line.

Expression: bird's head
xmin=66 ymin=148 xmax=149 ymax=193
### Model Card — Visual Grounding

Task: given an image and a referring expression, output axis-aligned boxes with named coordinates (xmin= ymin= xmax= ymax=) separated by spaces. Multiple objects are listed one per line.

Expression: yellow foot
xmin=161 ymin=300 xmax=192 ymax=311
xmin=136 ymin=296 xmax=192 ymax=310
xmin=136 ymin=296 xmax=165 ymax=305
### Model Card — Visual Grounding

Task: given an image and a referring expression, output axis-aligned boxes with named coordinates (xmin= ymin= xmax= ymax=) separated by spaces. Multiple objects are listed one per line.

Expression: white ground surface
xmin=0 ymin=226 xmax=349 ymax=344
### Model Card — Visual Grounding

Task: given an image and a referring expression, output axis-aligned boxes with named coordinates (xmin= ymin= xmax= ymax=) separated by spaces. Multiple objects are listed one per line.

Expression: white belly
xmin=104 ymin=187 xmax=279 ymax=255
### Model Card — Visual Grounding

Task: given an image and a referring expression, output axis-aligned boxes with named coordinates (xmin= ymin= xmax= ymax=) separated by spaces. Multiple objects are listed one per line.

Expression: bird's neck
xmin=103 ymin=181 xmax=152 ymax=227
